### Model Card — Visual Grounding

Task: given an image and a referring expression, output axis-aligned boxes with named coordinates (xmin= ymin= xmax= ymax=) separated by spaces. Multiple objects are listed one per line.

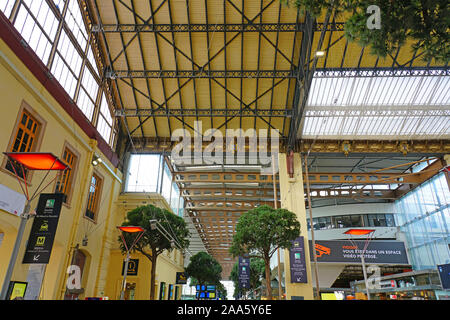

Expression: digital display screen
xmin=208 ymin=292 xmax=216 ymax=299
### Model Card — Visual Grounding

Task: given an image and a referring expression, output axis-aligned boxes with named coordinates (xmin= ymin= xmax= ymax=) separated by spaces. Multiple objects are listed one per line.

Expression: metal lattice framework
xmin=92 ymin=21 xmax=346 ymax=33
xmin=81 ymin=0 xmax=450 ymax=278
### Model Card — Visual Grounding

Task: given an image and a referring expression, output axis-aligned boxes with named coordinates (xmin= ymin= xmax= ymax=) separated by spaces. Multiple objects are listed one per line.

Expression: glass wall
xmin=307 ymin=213 xmax=395 ymax=230
xmin=395 ymin=172 xmax=450 ymax=270
xmin=126 ymin=154 xmax=161 ymax=193
xmin=125 ymin=154 xmax=184 ymax=217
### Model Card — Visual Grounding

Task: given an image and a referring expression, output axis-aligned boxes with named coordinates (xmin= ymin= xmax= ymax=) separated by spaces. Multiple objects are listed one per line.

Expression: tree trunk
xmin=150 ymin=254 xmax=157 ymax=300
xmin=264 ymin=255 xmax=272 ymax=300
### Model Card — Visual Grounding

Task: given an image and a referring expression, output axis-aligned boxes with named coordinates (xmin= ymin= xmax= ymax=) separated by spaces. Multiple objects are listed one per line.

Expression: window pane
xmin=85 ymin=173 xmax=100 ymax=220
xmin=51 ymin=53 xmax=78 ymax=97
xmin=81 ymin=68 xmax=98 ymax=102
xmin=56 ymin=30 xmax=82 ymax=76
xmin=377 ymin=214 xmax=387 ymax=227
xmin=334 ymin=216 xmax=344 ymax=228
xmin=14 ymin=1 xmax=57 ymax=64
xmin=6 ymin=110 xmax=40 ymax=179
xmin=77 ymin=88 xmax=95 ymax=120
xmin=99 ymin=93 xmax=112 ymax=125
xmin=0 ymin=0 xmax=15 ymax=18
xmin=125 ymin=154 xmax=161 ymax=192
xmin=368 ymin=214 xmax=377 ymax=227
xmin=97 ymin=115 xmax=111 ymax=143
xmin=97 ymin=93 xmax=113 ymax=143
xmin=65 ymin=0 xmax=87 ymax=49
xmin=342 ymin=215 xmax=352 ymax=228
xmin=351 ymin=215 xmax=362 ymax=227
xmin=55 ymin=147 xmax=76 ymax=203
xmin=386 ymin=214 xmax=395 ymax=227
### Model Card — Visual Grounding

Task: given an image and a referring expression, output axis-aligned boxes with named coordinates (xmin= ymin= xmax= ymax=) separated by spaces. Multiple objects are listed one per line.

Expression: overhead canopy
xmin=83 ymin=0 xmax=449 ymax=149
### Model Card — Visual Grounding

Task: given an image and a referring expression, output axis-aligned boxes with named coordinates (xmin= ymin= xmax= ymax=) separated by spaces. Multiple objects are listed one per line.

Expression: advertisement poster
xmin=238 ymin=256 xmax=250 ymax=289
xmin=309 ymin=240 xmax=409 ymax=265
xmin=23 ymin=193 xmax=64 ymax=264
xmin=289 ymin=236 xmax=307 ymax=283
xmin=7 ymin=281 xmax=28 ymax=300
xmin=0 ymin=183 xmax=26 ymax=216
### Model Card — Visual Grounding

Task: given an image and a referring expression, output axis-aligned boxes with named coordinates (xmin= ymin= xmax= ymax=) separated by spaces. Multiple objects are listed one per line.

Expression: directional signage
xmin=238 ymin=256 xmax=250 ymax=289
xmin=308 ymin=240 xmax=409 ymax=265
xmin=176 ymin=272 xmax=187 ymax=284
xmin=289 ymin=236 xmax=307 ymax=283
xmin=121 ymin=259 xmax=139 ymax=276
xmin=23 ymin=194 xmax=64 ymax=264
xmin=437 ymin=263 xmax=450 ymax=290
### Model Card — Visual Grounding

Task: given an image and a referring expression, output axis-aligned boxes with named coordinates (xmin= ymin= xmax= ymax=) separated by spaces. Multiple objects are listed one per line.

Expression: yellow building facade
xmin=105 ymin=193 xmax=185 ymax=300
xmin=0 ymin=34 xmax=184 ymax=300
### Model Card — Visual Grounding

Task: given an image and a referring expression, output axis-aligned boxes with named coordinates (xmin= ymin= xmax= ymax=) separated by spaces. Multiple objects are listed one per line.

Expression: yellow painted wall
xmin=103 ymin=193 xmax=185 ymax=300
xmin=0 ymin=37 xmax=123 ymax=300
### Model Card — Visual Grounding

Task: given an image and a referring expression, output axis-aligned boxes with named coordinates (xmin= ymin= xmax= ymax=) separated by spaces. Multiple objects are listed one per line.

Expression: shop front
xmin=352 ymin=269 xmax=445 ymax=300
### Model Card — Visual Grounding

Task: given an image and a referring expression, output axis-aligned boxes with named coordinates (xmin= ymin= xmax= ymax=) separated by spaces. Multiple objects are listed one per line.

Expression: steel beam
xmin=92 ymin=22 xmax=345 ymax=33
xmin=298 ymin=140 xmax=450 ymax=155
xmin=181 ymin=187 xmax=278 ymax=199
xmin=175 ymin=170 xmax=433 ymax=185
xmin=105 ymin=69 xmax=298 ymax=79
xmin=180 ymin=186 xmax=401 ymax=200
xmin=115 ymin=108 xmax=292 ymax=117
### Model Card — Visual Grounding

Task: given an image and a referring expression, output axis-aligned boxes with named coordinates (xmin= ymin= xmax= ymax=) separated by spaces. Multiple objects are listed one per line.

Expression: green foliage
xmin=282 ymin=0 xmax=449 ymax=63
xmin=216 ymin=282 xmax=228 ymax=299
xmin=229 ymin=205 xmax=301 ymax=260
xmin=185 ymin=251 xmax=223 ymax=286
xmin=118 ymin=204 xmax=190 ymax=299
xmin=229 ymin=205 xmax=300 ymax=299
xmin=118 ymin=204 xmax=190 ymax=258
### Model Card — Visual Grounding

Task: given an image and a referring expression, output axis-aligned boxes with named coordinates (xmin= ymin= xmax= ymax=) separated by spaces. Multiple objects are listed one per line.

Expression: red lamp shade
xmin=117 ymin=226 xmax=145 ymax=233
xmin=4 ymin=152 xmax=68 ymax=171
xmin=344 ymin=229 xmax=375 ymax=236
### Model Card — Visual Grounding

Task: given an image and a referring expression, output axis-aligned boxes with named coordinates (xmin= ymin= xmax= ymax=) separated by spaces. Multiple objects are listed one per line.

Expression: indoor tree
xmin=229 ymin=205 xmax=301 ymax=300
xmin=282 ymin=0 xmax=449 ymax=63
xmin=118 ymin=204 xmax=190 ymax=300
xmin=185 ymin=251 xmax=223 ymax=288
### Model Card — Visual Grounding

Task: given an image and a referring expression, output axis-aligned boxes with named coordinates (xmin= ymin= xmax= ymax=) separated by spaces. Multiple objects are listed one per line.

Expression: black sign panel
xmin=289 ymin=236 xmax=307 ymax=283
xmin=309 ymin=240 xmax=409 ymax=265
xmin=23 ymin=194 xmax=64 ymax=264
xmin=176 ymin=272 xmax=187 ymax=284
xmin=121 ymin=259 xmax=139 ymax=276
xmin=437 ymin=263 xmax=450 ymax=290
xmin=238 ymin=256 xmax=250 ymax=289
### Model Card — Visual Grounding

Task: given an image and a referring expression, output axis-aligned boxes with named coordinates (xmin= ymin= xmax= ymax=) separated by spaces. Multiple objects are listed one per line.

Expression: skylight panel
xmin=303 ymin=70 xmax=450 ymax=138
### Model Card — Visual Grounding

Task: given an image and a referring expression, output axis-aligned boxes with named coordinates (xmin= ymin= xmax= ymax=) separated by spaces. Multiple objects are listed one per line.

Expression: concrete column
xmin=278 ymin=152 xmax=314 ymax=300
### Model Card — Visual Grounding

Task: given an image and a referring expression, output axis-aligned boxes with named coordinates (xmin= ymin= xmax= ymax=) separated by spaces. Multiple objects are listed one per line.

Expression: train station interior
xmin=0 ymin=0 xmax=448 ymax=301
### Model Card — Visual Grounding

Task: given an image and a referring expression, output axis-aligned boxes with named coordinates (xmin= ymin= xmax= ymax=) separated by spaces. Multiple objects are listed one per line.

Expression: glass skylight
xmin=303 ymin=71 xmax=450 ymax=139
